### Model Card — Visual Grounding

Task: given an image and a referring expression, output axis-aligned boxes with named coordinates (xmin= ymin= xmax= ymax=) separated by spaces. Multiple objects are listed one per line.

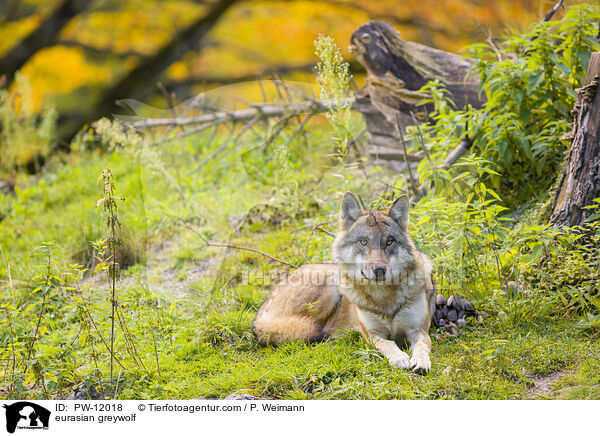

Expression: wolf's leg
xmin=370 ymin=334 xmax=411 ymax=369
xmin=407 ymin=330 xmax=431 ymax=374
xmin=253 ymin=315 xmax=324 ymax=346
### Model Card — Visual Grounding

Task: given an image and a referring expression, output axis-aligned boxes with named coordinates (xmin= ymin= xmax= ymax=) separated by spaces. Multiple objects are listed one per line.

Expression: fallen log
xmin=349 ymin=21 xmax=484 ymax=160
xmin=124 ymin=97 xmax=354 ymax=130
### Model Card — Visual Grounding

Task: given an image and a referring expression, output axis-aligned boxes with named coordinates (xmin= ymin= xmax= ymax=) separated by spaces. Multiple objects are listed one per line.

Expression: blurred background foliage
xmin=0 ymin=0 xmax=587 ymax=118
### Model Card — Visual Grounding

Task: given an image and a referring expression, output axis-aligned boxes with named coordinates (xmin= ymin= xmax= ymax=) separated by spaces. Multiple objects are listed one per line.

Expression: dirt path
xmin=81 ymin=239 xmax=221 ymax=299
xmin=526 ymin=372 xmax=565 ymax=398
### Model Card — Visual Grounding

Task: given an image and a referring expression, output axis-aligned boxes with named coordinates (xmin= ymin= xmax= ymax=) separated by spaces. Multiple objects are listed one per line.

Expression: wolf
xmin=252 ymin=192 xmax=436 ymax=373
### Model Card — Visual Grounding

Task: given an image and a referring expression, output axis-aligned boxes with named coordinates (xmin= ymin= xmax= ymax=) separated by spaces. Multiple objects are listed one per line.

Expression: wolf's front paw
xmin=410 ymin=354 xmax=431 ymax=374
xmin=389 ymin=352 xmax=411 ymax=369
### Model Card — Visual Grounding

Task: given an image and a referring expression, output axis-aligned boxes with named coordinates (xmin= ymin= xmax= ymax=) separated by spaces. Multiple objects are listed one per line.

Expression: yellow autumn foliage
xmin=0 ymin=15 xmax=40 ymax=56
xmin=61 ymin=0 xmax=202 ymax=56
xmin=19 ymin=45 xmax=113 ymax=112
xmin=0 ymin=0 xmax=590 ymax=115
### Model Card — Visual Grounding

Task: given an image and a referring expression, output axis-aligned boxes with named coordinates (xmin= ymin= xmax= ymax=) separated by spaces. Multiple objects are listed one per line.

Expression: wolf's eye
xmin=386 ymin=239 xmax=395 ymax=246
xmin=359 ymin=239 xmax=368 ymax=246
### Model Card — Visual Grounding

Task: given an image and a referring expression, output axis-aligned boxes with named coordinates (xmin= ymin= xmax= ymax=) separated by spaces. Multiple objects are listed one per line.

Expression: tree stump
xmin=349 ymin=21 xmax=484 ymax=164
xmin=550 ymin=52 xmax=600 ymax=227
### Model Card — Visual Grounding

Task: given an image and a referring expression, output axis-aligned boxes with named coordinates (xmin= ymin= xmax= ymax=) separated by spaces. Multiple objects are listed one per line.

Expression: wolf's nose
xmin=373 ymin=266 xmax=387 ymax=280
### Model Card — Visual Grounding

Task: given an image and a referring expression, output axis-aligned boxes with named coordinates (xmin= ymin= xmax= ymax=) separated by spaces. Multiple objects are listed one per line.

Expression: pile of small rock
xmin=432 ymin=294 xmax=484 ymax=336
xmin=70 ymin=383 xmax=104 ymax=400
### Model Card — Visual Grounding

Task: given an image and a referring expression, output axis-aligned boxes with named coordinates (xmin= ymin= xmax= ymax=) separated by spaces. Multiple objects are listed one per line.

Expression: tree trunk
xmin=550 ymin=52 xmax=600 ymax=227
xmin=0 ymin=0 xmax=92 ymax=86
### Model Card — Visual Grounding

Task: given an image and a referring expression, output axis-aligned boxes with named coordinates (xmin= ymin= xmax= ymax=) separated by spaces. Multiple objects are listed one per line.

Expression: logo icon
xmin=2 ymin=402 xmax=50 ymax=434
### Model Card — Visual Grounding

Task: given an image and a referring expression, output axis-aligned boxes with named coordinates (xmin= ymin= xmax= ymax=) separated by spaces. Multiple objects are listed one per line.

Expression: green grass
xmin=143 ymin=320 xmax=597 ymax=400
xmin=0 ymin=119 xmax=599 ymax=400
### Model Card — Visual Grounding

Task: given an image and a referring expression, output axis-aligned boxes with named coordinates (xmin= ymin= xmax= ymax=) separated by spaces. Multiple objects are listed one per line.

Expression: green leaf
xmin=527 ymin=71 xmax=545 ymax=92
xmin=487 ymin=188 xmax=502 ymax=201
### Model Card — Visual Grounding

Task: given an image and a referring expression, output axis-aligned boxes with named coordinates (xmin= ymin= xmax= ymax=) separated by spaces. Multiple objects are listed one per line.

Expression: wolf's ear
xmin=388 ymin=195 xmax=409 ymax=229
xmin=340 ymin=192 xmax=364 ymax=230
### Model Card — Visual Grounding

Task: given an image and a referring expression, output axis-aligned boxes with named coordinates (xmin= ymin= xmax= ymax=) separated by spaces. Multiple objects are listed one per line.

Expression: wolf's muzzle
xmin=373 ymin=266 xmax=387 ymax=281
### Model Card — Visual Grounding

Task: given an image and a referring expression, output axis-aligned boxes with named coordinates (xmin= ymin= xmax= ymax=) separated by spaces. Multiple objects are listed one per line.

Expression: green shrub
xmin=416 ymin=4 xmax=600 ymax=207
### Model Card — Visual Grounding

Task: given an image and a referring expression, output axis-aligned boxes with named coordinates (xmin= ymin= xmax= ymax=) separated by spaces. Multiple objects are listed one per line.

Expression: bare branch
xmin=265 ymin=115 xmax=299 ymax=150
xmin=148 ymin=120 xmax=220 ymax=146
xmin=346 ymin=127 xmax=368 ymax=178
xmin=273 ymin=72 xmax=293 ymax=103
xmin=543 ymin=0 xmax=564 ymax=22
xmin=409 ymin=119 xmax=486 ymax=205
xmin=127 ymin=97 xmax=355 ymax=130
xmin=409 ymin=111 xmax=432 ymax=163
xmin=80 ymin=301 xmax=127 ymax=370
xmin=395 ymin=114 xmax=419 ymax=196
xmin=258 ymin=74 xmax=268 ymax=103
xmin=185 ymin=223 xmax=298 ymax=268
xmin=282 ymin=114 xmax=313 ymax=148
xmin=474 ymin=20 xmax=503 ymax=62
xmin=187 ymin=116 xmax=260 ymax=173
xmin=316 ymin=227 xmax=335 ymax=238
xmin=157 ymin=82 xmax=179 ymax=123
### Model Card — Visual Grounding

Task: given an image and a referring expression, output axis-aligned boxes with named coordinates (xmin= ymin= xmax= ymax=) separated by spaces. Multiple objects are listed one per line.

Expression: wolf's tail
xmin=252 ymin=315 xmax=325 ymax=346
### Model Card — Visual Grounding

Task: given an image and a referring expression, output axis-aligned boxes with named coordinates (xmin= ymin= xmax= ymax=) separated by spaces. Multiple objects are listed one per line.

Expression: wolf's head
xmin=332 ymin=192 xmax=415 ymax=284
